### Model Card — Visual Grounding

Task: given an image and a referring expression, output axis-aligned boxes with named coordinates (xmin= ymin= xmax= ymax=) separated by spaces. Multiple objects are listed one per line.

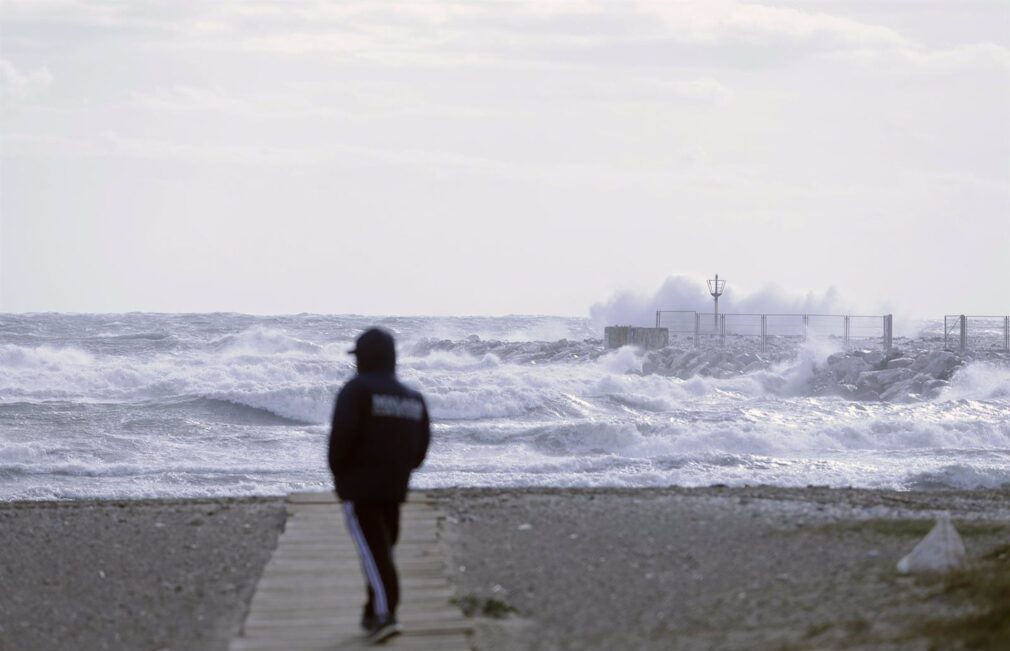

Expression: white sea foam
xmin=214 ymin=326 xmax=324 ymax=356
xmin=940 ymin=362 xmax=1010 ymax=402
xmin=0 ymin=343 xmax=95 ymax=369
xmin=0 ymin=313 xmax=1007 ymax=499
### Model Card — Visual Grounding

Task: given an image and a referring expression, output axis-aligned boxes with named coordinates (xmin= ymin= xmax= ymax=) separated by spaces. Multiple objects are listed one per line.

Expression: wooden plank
xmin=232 ymin=634 xmax=470 ymax=651
xmin=286 ymin=507 xmax=442 ymax=519
xmin=250 ymin=579 xmax=452 ymax=594
xmin=287 ymin=502 xmax=438 ymax=511
xmin=282 ymin=519 xmax=439 ymax=528
xmin=236 ymin=621 xmax=470 ymax=641
xmin=246 ymin=599 xmax=458 ymax=614
xmin=230 ymin=491 xmax=471 ymax=651
xmin=269 ymin=545 xmax=443 ymax=556
xmin=240 ymin=588 xmax=457 ymax=605
xmin=287 ymin=491 xmax=436 ymax=505
xmin=236 ymin=597 xmax=459 ymax=615
xmin=239 ymin=598 xmax=457 ymax=611
xmin=263 ymin=560 xmax=445 ymax=572
xmin=278 ymin=531 xmax=440 ymax=543
xmin=232 ymin=632 xmax=470 ymax=651
xmin=243 ymin=613 xmax=470 ymax=632
xmin=282 ymin=518 xmax=440 ymax=529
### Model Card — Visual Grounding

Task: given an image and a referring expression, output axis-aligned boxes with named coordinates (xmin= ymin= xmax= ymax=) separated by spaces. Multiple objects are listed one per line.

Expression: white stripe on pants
xmin=342 ymin=501 xmax=389 ymax=616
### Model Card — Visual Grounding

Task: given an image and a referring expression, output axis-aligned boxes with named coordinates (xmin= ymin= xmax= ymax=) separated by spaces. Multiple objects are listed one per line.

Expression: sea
xmin=1 ymin=313 xmax=1008 ymax=500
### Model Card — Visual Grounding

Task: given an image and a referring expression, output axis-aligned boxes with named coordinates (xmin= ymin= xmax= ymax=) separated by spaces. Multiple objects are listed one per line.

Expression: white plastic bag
xmin=896 ymin=512 xmax=966 ymax=574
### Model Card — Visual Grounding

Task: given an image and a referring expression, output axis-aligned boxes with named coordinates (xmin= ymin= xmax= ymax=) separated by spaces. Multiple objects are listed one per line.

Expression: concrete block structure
xmin=605 ymin=326 xmax=669 ymax=350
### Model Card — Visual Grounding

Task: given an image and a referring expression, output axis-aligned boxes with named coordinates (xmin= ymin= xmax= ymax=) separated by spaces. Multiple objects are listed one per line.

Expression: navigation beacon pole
xmin=707 ymin=273 xmax=726 ymax=329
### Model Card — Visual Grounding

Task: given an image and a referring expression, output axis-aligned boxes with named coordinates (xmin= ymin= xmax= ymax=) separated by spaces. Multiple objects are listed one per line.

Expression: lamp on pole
xmin=707 ymin=274 xmax=726 ymax=328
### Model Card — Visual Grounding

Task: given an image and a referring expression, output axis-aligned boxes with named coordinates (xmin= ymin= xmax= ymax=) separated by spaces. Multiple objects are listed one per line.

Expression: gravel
xmin=0 ymin=497 xmax=287 ymax=651
xmin=434 ymin=486 xmax=1010 ymax=651
xmin=4 ymin=487 xmax=1007 ymax=651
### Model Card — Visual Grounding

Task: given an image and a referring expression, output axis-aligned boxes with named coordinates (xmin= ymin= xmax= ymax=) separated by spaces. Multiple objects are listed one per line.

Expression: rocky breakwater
xmin=640 ymin=341 xmax=797 ymax=379
xmin=639 ymin=343 xmax=1000 ymax=402
xmin=811 ymin=348 xmax=965 ymax=402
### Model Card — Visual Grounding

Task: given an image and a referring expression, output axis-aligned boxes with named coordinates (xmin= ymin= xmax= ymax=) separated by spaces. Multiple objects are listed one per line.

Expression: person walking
xmin=328 ymin=328 xmax=431 ymax=644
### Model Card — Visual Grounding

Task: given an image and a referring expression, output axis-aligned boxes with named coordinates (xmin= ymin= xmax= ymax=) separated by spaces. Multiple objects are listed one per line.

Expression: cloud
xmin=589 ymin=274 xmax=850 ymax=328
xmin=663 ymin=78 xmax=735 ymax=105
xmin=0 ymin=59 xmax=53 ymax=100
xmin=1 ymin=131 xmax=294 ymax=165
xmin=640 ymin=1 xmax=906 ymax=49
xmin=225 ymin=1 xmax=909 ymax=67
xmin=126 ymin=82 xmax=466 ymax=121
xmin=128 ymin=85 xmax=253 ymax=114
xmin=836 ymin=42 xmax=1010 ymax=74
xmin=906 ymin=43 xmax=1010 ymax=71
xmin=0 ymin=1 xmax=988 ymax=79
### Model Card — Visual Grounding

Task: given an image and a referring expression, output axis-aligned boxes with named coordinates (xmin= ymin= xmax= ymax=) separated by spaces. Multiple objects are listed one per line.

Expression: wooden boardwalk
xmin=230 ymin=491 xmax=472 ymax=651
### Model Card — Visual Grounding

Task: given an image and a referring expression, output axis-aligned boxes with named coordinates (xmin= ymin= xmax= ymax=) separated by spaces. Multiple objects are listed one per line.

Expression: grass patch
xmin=802 ymin=618 xmax=872 ymax=643
xmin=802 ymin=621 xmax=832 ymax=639
xmin=916 ymin=543 xmax=1010 ymax=650
xmin=451 ymin=594 xmax=518 ymax=619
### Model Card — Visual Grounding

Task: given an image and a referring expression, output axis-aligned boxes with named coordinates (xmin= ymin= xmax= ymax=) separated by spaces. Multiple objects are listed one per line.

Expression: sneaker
xmin=364 ymin=615 xmax=401 ymax=645
xmin=360 ymin=612 xmax=377 ymax=632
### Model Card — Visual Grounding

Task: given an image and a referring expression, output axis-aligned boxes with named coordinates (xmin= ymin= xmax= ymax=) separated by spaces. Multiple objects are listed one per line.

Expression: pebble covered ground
xmin=0 ymin=497 xmax=286 ymax=651
xmin=435 ymin=486 xmax=1010 ymax=651
xmin=3 ymin=488 xmax=1007 ymax=650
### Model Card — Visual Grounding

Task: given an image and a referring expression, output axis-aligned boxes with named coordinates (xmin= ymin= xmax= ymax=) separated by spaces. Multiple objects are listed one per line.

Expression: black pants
xmin=342 ymin=501 xmax=401 ymax=618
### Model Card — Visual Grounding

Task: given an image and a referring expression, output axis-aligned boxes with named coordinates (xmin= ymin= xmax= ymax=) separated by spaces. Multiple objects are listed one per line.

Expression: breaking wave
xmin=1 ymin=335 xmax=1007 ymax=422
xmin=1 ymin=313 xmax=1007 ymax=499
xmin=212 ymin=326 xmax=325 ymax=356
xmin=940 ymin=363 xmax=1010 ymax=402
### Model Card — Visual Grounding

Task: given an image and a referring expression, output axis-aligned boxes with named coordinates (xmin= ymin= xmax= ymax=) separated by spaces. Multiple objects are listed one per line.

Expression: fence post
xmin=694 ymin=312 xmax=700 ymax=348
xmin=761 ymin=315 xmax=767 ymax=352
xmin=720 ymin=314 xmax=726 ymax=347
xmin=844 ymin=316 xmax=850 ymax=349
xmin=959 ymin=314 xmax=967 ymax=353
xmin=883 ymin=314 xmax=893 ymax=350
xmin=655 ymin=311 xmax=660 ymax=329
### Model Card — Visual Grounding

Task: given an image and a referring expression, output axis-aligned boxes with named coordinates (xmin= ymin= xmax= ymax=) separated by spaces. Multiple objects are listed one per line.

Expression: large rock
xmin=857 ymin=368 xmax=914 ymax=390
xmin=830 ymin=356 xmax=870 ymax=384
xmin=925 ymin=379 xmax=949 ymax=395
xmin=885 ymin=348 xmax=905 ymax=361
xmin=863 ymin=350 xmax=886 ymax=367
xmin=886 ymin=357 xmax=914 ymax=369
xmin=673 ymin=350 xmax=698 ymax=370
xmin=839 ymin=383 xmax=879 ymax=400
xmin=688 ymin=360 xmax=710 ymax=376
xmin=881 ymin=378 xmax=918 ymax=402
xmin=911 ymin=351 xmax=962 ymax=379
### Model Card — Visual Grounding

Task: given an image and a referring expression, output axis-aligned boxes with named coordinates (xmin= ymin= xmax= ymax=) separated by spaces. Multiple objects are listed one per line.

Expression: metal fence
xmin=656 ymin=310 xmax=893 ymax=350
xmin=944 ymin=315 xmax=1010 ymax=352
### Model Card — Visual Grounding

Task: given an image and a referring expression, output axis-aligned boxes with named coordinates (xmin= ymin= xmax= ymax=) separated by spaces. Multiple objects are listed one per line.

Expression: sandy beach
xmin=2 ymin=487 xmax=1008 ymax=651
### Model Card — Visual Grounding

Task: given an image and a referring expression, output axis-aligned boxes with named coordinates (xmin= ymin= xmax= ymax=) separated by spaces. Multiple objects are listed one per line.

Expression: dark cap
xmin=348 ymin=328 xmax=396 ymax=373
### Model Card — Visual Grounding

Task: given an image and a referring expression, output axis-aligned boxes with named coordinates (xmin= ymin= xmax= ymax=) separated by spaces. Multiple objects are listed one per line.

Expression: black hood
xmin=350 ymin=328 xmax=396 ymax=373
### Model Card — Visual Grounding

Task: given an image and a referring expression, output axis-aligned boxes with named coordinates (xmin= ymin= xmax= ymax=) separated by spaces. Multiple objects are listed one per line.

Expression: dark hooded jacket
xmin=328 ymin=329 xmax=430 ymax=503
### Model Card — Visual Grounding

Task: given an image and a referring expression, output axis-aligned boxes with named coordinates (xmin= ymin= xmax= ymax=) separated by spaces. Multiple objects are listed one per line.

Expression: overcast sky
xmin=1 ymin=1 xmax=1007 ymax=317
